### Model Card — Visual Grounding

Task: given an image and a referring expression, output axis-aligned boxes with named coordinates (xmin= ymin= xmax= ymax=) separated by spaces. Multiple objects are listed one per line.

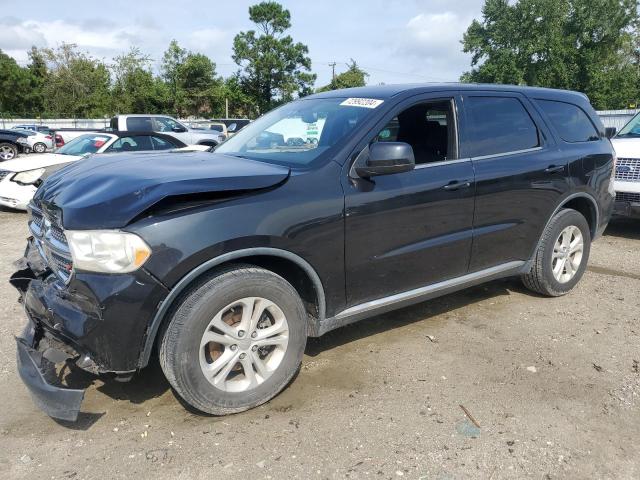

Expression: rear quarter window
xmin=464 ymin=96 xmax=540 ymax=157
xmin=535 ymin=99 xmax=599 ymax=143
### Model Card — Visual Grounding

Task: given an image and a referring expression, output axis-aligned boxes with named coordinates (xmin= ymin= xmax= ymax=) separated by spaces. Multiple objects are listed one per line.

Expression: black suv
xmin=12 ymin=84 xmax=615 ymax=421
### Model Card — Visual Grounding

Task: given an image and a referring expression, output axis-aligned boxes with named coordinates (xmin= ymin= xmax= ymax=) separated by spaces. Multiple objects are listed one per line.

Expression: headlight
xmin=66 ymin=230 xmax=151 ymax=273
xmin=16 ymin=138 xmax=28 ymax=144
xmin=12 ymin=168 xmax=45 ymax=185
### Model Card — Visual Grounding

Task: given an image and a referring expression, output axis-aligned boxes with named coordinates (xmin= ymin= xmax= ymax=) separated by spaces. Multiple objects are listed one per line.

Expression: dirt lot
xmin=0 ymin=207 xmax=638 ymax=480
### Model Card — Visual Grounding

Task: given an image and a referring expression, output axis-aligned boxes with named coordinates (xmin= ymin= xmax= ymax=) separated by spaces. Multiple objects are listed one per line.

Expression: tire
xmin=159 ymin=265 xmax=307 ymax=415
xmin=522 ymin=208 xmax=591 ymax=296
xmin=33 ymin=142 xmax=47 ymax=153
xmin=0 ymin=142 xmax=18 ymax=161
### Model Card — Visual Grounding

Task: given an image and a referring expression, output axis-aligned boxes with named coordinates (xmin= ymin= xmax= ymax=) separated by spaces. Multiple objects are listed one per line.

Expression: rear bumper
xmin=15 ymin=324 xmax=84 ymax=422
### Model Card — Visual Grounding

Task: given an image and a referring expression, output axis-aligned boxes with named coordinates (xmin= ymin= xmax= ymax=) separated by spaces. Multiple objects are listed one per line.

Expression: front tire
xmin=522 ymin=208 xmax=591 ymax=296
xmin=159 ymin=265 xmax=307 ymax=415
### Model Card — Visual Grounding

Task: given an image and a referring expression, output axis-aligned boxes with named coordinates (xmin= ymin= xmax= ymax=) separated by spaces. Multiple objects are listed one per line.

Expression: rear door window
xmin=535 ymin=100 xmax=599 ymax=142
xmin=464 ymin=96 xmax=540 ymax=157
xmin=126 ymin=117 xmax=153 ymax=131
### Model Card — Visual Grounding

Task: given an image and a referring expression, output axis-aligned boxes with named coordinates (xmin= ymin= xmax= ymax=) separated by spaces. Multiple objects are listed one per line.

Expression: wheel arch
xmin=138 ymin=247 xmax=326 ymax=368
xmin=525 ymin=192 xmax=599 ymax=271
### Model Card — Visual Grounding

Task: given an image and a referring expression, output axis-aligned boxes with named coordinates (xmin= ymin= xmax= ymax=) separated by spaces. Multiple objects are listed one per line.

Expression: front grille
xmin=0 ymin=170 xmax=10 ymax=182
xmin=615 ymin=158 xmax=640 ymax=182
xmin=616 ymin=191 xmax=640 ymax=203
xmin=28 ymin=203 xmax=73 ymax=283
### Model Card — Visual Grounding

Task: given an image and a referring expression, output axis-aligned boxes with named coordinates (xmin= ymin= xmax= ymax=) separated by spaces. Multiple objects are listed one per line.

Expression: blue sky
xmin=0 ymin=0 xmax=484 ymax=87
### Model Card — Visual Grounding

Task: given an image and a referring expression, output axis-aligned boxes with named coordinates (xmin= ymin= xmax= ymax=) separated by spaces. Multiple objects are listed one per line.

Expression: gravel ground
xmin=0 ymin=207 xmax=638 ymax=480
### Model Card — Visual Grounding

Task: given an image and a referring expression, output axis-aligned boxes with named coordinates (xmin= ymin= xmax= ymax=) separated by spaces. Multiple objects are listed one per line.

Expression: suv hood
xmin=34 ymin=151 xmax=290 ymax=230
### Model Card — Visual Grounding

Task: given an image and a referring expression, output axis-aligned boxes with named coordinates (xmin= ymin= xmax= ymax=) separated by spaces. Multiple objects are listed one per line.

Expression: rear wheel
xmin=33 ymin=142 xmax=47 ymax=153
xmin=0 ymin=142 xmax=17 ymax=161
xmin=159 ymin=265 xmax=307 ymax=415
xmin=522 ymin=208 xmax=591 ymax=296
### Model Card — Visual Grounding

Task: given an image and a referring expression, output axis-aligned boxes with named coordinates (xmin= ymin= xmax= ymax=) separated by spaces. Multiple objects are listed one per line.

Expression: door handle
xmin=544 ymin=165 xmax=565 ymax=173
xmin=442 ymin=180 xmax=472 ymax=191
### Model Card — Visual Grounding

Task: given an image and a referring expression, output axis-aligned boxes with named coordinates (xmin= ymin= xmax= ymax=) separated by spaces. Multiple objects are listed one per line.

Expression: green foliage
xmin=232 ymin=1 xmax=316 ymax=114
xmin=0 ymin=50 xmax=34 ymax=117
xmin=461 ymin=0 xmax=640 ymax=109
xmin=317 ymin=60 xmax=369 ymax=92
xmin=35 ymin=43 xmax=112 ymax=117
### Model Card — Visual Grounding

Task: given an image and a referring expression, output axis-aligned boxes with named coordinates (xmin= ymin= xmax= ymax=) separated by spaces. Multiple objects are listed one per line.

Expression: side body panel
xmin=342 ymin=93 xmax=476 ymax=306
xmin=129 ymin=160 xmax=347 ymax=318
xmin=458 ymin=91 xmax=570 ymax=271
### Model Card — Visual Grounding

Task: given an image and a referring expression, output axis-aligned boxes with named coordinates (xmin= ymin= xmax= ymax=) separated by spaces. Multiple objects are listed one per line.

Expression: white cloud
xmin=0 ymin=17 xmax=167 ymax=64
xmin=187 ymin=28 xmax=228 ymax=51
xmin=394 ymin=10 xmax=477 ymax=81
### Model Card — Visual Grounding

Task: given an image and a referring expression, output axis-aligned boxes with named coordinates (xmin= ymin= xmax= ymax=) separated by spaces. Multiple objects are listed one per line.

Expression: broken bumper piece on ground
xmin=15 ymin=331 xmax=85 ymax=422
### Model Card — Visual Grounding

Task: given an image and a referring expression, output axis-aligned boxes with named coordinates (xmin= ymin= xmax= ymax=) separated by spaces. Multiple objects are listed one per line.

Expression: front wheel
xmin=522 ymin=208 xmax=591 ymax=296
xmin=159 ymin=265 xmax=307 ymax=415
xmin=0 ymin=142 xmax=18 ymax=161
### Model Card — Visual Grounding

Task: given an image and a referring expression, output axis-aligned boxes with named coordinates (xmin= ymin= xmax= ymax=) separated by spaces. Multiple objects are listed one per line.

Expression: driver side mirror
xmin=172 ymin=125 xmax=187 ymax=133
xmin=605 ymin=127 xmax=617 ymax=139
xmin=227 ymin=123 xmax=238 ymax=132
xmin=354 ymin=142 xmax=415 ymax=178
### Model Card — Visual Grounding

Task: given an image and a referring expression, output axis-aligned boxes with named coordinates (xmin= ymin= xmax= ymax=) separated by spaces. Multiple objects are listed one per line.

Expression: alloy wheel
xmin=552 ymin=225 xmax=584 ymax=283
xmin=199 ymin=297 xmax=289 ymax=393
xmin=0 ymin=145 xmax=16 ymax=161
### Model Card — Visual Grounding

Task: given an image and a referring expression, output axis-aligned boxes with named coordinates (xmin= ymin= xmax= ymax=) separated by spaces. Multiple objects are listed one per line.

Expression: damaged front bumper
xmin=11 ymin=238 xmax=168 ymax=421
xmin=15 ymin=323 xmax=84 ymax=422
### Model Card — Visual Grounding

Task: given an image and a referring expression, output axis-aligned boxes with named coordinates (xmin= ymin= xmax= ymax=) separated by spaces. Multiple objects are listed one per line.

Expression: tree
xmin=36 ymin=43 xmax=111 ymax=117
xmin=110 ymin=47 xmax=161 ymax=114
xmin=177 ymin=53 xmax=222 ymax=116
xmin=161 ymin=40 xmax=188 ymax=114
xmin=317 ymin=60 xmax=369 ymax=92
xmin=0 ymin=49 xmax=34 ymax=117
xmin=461 ymin=0 xmax=640 ymax=109
xmin=233 ymin=1 xmax=316 ymax=114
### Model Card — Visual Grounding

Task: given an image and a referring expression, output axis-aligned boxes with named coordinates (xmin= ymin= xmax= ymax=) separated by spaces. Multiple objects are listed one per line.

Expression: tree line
xmin=0 ymin=0 xmax=638 ymax=120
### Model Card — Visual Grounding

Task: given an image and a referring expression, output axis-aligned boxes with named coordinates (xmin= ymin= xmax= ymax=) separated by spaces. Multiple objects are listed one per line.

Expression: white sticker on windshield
xmin=340 ymin=98 xmax=384 ymax=109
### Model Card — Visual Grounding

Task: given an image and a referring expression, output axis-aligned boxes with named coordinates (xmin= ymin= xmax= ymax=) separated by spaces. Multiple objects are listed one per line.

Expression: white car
xmin=13 ymin=129 xmax=54 ymax=153
xmin=0 ymin=132 xmax=205 ymax=210
xmin=611 ymin=112 xmax=640 ymax=218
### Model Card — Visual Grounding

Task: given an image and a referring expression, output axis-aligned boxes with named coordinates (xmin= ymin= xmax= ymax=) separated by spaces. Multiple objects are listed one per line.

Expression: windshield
xmin=617 ymin=112 xmax=640 ymax=137
xmin=56 ymin=134 xmax=112 ymax=156
xmin=215 ymin=97 xmax=381 ymax=166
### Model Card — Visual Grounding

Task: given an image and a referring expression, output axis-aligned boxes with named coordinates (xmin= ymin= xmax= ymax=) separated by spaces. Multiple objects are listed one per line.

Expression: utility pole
xmin=225 ymin=98 xmax=229 ymax=119
xmin=329 ymin=62 xmax=337 ymax=83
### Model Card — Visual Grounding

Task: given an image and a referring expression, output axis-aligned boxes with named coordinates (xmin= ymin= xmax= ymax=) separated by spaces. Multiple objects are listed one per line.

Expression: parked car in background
xmin=110 ymin=115 xmax=225 ymax=147
xmin=610 ymin=111 xmax=640 ymax=218
xmin=0 ymin=132 xmax=189 ymax=210
xmin=0 ymin=129 xmax=30 ymax=161
xmin=53 ymin=128 xmax=103 ymax=144
xmin=11 ymin=84 xmax=615 ymax=421
xmin=210 ymin=118 xmax=251 ymax=136
xmin=189 ymin=121 xmax=228 ymax=140
xmin=12 ymin=125 xmax=52 ymax=134
xmin=12 ymin=129 xmax=54 ymax=153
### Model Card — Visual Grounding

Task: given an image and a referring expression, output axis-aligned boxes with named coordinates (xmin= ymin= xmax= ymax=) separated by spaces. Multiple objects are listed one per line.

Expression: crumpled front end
xmin=11 ymin=203 xmax=169 ymax=421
